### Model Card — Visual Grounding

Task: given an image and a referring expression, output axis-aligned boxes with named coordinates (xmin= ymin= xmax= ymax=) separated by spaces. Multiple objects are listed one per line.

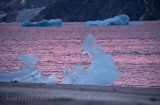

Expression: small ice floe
xmin=21 ymin=19 xmax=62 ymax=27
xmin=0 ymin=54 xmax=57 ymax=84
xmin=85 ymin=14 xmax=129 ymax=26
xmin=62 ymin=35 xmax=120 ymax=85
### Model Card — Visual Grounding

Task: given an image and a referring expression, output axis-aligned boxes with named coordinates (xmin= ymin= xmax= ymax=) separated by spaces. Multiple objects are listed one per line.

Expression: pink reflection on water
xmin=0 ymin=22 xmax=160 ymax=87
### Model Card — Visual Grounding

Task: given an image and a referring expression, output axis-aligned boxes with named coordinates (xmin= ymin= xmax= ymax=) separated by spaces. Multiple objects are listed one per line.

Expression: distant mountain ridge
xmin=0 ymin=0 xmax=57 ymax=13
xmin=0 ymin=0 xmax=159 ymax=22
xmin=31 ymin=0 xmax=160 ymax=22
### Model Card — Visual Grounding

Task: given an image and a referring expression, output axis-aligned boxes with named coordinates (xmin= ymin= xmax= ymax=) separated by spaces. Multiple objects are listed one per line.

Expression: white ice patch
xmin=21 ymin=19 xmax=63 ymax=27
xmin=0 ymin=13 xmax=6 ymax=19
xmin=21 ymin=0 xmax=26 ymax=4
xmin=85 ymin=14 xmax=129 ymax=26
xmin=62 ymin=35 xmax=120 ymax=85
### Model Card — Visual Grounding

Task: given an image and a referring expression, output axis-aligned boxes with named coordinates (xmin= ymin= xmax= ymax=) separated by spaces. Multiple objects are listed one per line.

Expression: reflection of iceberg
xmin=21 ymin=19 xmax=62 ymax=27
xmin=129 ymin=21 xmax=143 ymax=25
xmin=62 ymin=35 xmax=120 ymax=85
xmin=0 ymin=54 xmax=57 ymax=84
xmin=85 ymin=14 xmax=129 ymax=26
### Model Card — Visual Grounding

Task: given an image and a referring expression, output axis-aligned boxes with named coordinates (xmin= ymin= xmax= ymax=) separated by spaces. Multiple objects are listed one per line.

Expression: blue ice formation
xmin=62 ymin=35 xmax=120 ymax=85
xmin=21 ymin=19 xmax=62 ymax=27
xmin=85 ymin=14 xmax=129 ymax=26
xmin=0 ymin=54 xmax=57 ymax=84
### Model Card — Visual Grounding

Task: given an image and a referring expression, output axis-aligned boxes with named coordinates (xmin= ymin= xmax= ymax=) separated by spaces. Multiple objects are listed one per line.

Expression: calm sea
xmin=0 ymin=21 xmax=160 ymax=88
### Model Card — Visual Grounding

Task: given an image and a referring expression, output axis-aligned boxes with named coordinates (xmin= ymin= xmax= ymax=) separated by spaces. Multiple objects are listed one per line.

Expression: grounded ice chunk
xmin=62 ymin=35 xmax=120 ymax=85
xmin=85 ymin=14 xmax=129 ymax=26
xmin=0 ymin=54 xmax=57 ymax=84
xmin=21 ymin=19 xmax=62 ymax=27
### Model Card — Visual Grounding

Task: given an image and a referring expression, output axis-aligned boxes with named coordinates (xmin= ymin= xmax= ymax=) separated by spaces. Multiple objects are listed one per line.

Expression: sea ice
xmin=85 ymin=14 xmax=129 ymax=26
xmin=62 ymin=35 xmax=120 ymax=85
xmin=0 ymin=54 xmax=57 ymax=84
xmin=21 ymin=19 xmax=62 ymax=27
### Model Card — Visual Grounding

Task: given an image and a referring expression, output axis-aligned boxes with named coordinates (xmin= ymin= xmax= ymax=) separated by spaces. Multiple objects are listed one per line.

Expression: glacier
xmin=62 ymin=35 xmax=120 ymax=85
xmin=0 ymin=35 xmax=120 ymax=86
xmin=85 ymin=14 xmax=129 ymax=26
xmin=0 ymin=8 xmax=44 ymax=23
xmin=21 ymin=19 xmax=62 ymax=27
xmin=17 ymin=7 xmax=44 ymax=22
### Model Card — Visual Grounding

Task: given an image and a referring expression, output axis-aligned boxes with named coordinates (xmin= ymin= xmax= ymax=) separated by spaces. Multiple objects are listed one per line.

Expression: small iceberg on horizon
xmin=85 ymin=14 xmax=129 ymax=26
xmin=0 ymin=35 xmax=120 ymax=86
xmin=21 ymin=19 xmax=62 ymax=27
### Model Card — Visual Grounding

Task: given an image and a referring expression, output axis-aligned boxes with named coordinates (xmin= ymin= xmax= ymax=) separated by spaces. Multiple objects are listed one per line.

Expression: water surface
xmin=0 ymin=21 xmax=160 ymax=87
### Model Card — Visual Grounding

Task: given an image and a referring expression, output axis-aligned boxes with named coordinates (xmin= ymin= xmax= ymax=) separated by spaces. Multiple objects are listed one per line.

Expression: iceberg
xmin=62 ymin=35 xmax=120 ymax=85
xmin=0 ymin=54 xmax=57 ymax=84
xmin=85 ymin=14 xmax=129 ymax=26
xmin=21 ymin=19 xmax=62 ymax=27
